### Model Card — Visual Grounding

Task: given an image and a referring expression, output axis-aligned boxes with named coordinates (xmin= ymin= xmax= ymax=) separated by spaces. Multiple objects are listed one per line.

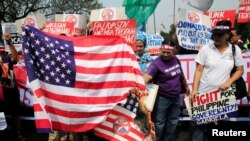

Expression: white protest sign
xmin=62 ymin=14 xmax=88 ymax=36
xmin=2 ymin=23 xmax=18 ymax=33
xmin=184 ymin=89 xmax=238 ymax=125
xmin=15 ymin=13 xmax=46 ymax=34
xmin=145 ymin=84 xmax=159 ymax=112
xmin=177 ymin=8 xmax=212 ymax=50
xmin=1 ymin=23 xmax=22 ymax=52
xmin=0 ymin=112 xmax=7 ymax=130
xmin=90 ymin=7 xmax=127 ymax=21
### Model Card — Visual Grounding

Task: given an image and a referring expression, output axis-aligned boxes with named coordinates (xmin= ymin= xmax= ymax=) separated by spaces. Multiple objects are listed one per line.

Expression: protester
xmin=0 ymin=33 xmax=26 ymax=141
xmin=230 ymin=29 xmax=247 ymax=52
xmin=189 ymin=20 xmax=244 ymax=141
xmin=135 ymin=35 xmax=153 ymax=74
xmin=143 ymin=39 xmax=189 ymax=141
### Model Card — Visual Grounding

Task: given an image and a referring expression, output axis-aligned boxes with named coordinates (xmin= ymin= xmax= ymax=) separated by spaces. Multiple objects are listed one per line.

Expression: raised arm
xmin=3 ymin=33 xmax=18 ymax=62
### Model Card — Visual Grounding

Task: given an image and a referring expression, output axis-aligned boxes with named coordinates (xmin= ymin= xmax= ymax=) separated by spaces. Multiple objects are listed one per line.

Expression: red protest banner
xmin=204 ymin=10 xmax=236 ymax=28
xmin=90 ymin=19 xmax=136 ymax=50
xmin=237 ymin=0 xmax=250 ymax=23
xmin=43 ymin=22 xmax=74 ymax=36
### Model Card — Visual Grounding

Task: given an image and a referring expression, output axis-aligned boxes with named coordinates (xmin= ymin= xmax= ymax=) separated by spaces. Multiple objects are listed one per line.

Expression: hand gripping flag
xmin=94 ymin=91 xmax=145 ymax=141
xmin=21 ymin=26 xmax=145 ymax=132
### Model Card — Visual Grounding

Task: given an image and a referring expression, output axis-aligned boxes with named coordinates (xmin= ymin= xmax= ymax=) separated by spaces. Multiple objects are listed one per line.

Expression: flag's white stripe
xmin=74 ymin=43 xmax=134 ymax=54
xmin=76 ymin=72 xmax=145 ymax=85
xmin=30 ymin=79 xmax=130 ymax=97
xmin=95 ymin=128 xmax=128 ymax=141
xmin=35 ymin=111 xmax=107 ymax=124
xmin=38 ymin=96 xmax=116 ymax=112
xmin=113 ymin=106 xmax=136 ymax=118
xmin=34 ymin=111 xmax=49 ymax=119
xmin=75 ymin=58 xmax=139 ymax=69
xmin=101 ymin=121 xmax=143 ymax=141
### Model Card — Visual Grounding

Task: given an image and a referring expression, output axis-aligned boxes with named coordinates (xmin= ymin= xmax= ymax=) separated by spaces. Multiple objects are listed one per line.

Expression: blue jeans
xmin=190 ymin=121 xmax=208 ymax=141
xmin=153 ymin=95 xmax=181 ymax=141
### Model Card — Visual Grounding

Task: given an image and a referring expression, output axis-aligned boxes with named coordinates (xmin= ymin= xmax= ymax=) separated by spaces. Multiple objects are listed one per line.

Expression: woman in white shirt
xmin=189 ymin=20 xmax=244 ymax=141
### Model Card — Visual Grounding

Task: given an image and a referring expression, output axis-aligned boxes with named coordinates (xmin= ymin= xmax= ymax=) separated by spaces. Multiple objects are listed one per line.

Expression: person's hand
xmin=220 ymin=81 xmax=232 ymax=90
xmin=3 ymin=33 xmax=12 ymax=44
xmin=148 ymin=120 xmax=155 ymax=131
xmin=86 ymin=21 xmax=92 ymax=29
xmin=189 ymin=89 xmax=198 ymax=102
xmin=185 ymin=86 xmax=190 ymax=96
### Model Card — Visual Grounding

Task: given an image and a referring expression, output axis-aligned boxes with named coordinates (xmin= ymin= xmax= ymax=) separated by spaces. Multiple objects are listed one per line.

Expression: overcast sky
xmin=98 ymin=0 xmax=240 ymax=33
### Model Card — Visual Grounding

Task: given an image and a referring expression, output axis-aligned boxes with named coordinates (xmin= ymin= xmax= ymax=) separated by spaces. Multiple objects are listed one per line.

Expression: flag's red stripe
xmin=33 ymin=103 xmax=43 ymax=111
xmin=51 ymin=121 xmax=99 ymax=132
xmin=47 ymin=33 xmax=128 ymax=47
xmin=35 ymin=119 xmax=51 ymax=128
xmin=34 ymin=88 xmax=128 ymax=104
xmin=75 ymin=80 xmax=145 ymax=90
xmin=96 ymin=124 xmax=137 ymax=141
xmin=75 ymin=51 xmax=137 ymax=61
xmin=76 ymin=65 xmax=141 ymax=75
xmin=94 ymin=130 xmax=120 ymax=141
xmin=44 ymin=105 xmax=111 ymax=118
xmin=73 ymin=36 xmax=129 ymax=47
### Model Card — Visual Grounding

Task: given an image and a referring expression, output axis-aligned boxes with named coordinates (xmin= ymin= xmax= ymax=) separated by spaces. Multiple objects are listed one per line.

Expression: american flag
xmin=22 ymin=26 xmax=145 ymax=132
xmin=94 ymin=92 xmax=145 ymax=141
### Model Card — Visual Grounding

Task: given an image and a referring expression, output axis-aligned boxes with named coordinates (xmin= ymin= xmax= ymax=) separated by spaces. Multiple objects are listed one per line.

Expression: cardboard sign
xmin=91 ymin=19 xmax=136 ymax=50
xmin=204 ymin=10 xmax=236 ymax=28
xmin=184 ymin=89 xmax=238 ymax=125
xmin=0 ymin=112 xmax=7 ymax=130
xmin=2 ymin=23 xmax=18 ymax=33
xmin=15 ymin=13 xmax=46 ymax=33
xmin=55 ymin=14 xmax=88 ymax=36
xmin=177 ymin=9 xmax=212 ymax=50
xmin=145 ymin=84 xmax=159 ymax=112
xmin=43 ymin=22 xmax=74 ymax=36
xmin=237 ymin=0 xmax=250 ymax=23
xmin=1 ymin=23 xmax=22 ymax=51
xmin=90 ymin=7 xmax=127 ymax=22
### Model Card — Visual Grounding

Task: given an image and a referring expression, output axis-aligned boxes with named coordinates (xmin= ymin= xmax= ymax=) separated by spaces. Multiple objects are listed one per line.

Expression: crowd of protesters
xmin=0 ymin=19 xmax=250 ymax=141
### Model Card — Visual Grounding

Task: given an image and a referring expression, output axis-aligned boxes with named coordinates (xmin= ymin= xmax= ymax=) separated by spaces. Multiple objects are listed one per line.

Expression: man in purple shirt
xmin=143 ymin=40 xmax=189 ymax=141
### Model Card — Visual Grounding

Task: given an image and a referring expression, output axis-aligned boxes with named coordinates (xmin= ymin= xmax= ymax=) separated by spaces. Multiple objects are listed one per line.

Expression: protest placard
xmin=184 ymin=89 xmax=238 ymax=125
xmin=1 ymin=23 xmax=22 ymax=51
xmin=42 ymin=22 xmax=74 ymax=36
xmin=145 ymin=84 xmax=159 ymax=112
xmin=177 ymin=8 xmax=212 ymax=50
xmin=136 ymin=31 xmax=164 ymax=55
xmin=204 ymin=10 xmax=236 ymax=28
xmin=91 ymin=19 xmax=136 ymax=50
xmin=237 ymin=0 xmax=250 ymax=23
xmin=90 ymin=7 xmax=127 ymax=21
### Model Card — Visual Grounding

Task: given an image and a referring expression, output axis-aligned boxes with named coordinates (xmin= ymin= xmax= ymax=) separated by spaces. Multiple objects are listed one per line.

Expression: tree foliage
xmin=237 ymin=23 xmax=250 ymax=42
xmin=45 ymin=0 xmax=103 ymax=17
xmin=0 ymin=0 xmax=103 ymax=22
xmin=160 ymin=24 xmax=176 ymax=43
xmin=0 ymin=0 xmax=103 ymax=43
xmin=0 ymin=0 xmax=48 ymax=22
